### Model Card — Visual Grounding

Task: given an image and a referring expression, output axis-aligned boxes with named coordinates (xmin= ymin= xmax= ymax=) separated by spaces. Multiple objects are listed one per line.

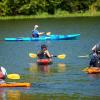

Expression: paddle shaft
xmin=78 ymin=52 xmax=93 ymax=58
xmin=29 ymin=53 xmax=66 ymax=59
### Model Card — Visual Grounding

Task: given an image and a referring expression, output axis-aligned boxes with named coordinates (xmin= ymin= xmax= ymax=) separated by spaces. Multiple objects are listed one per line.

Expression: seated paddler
xmin=32 ymin=25 xmax=51 ymax=37
xmin=0 ymin=66 xmax=7 ymax=83
xmin=37 ymin=44 xmax=53 ymax=59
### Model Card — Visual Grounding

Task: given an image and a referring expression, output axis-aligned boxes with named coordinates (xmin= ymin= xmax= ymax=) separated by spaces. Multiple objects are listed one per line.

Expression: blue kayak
xmin=4 ymin=34 xmax=80 ymax=41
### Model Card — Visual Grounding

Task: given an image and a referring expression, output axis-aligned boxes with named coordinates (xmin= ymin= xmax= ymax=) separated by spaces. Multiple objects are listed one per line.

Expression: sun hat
xmin=34 ymin=25 xmax=38 ymax=28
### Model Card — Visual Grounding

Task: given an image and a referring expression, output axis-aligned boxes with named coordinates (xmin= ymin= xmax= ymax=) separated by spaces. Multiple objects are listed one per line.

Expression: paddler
xmin=89 ymin=42 xmax=100 ymax=67
xmin=37 ymin=44 xmax=53 ymax=59
xmin=32 ymin=25 xmax=51 ymax=37
xmin=0 ymin=66 xmax=7 ymax=83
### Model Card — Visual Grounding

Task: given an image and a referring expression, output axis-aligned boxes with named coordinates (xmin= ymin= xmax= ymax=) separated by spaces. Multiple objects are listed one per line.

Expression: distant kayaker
xmin=32 ymin=25 xmax=44 ymax=37
xmin=0 ymin=66 xmax=7 ymax=83
xmin=89 ymin=42 xmax=100 ymax=67
xmin=37 ymin=44 xmax=53 ymax=59
xmin=32 ymin=25 xmax=51 ymax=37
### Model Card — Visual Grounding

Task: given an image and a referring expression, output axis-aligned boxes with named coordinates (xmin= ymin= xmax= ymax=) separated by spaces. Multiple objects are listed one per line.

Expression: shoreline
xmin=0 ymin=11 xmax=100 ymax=20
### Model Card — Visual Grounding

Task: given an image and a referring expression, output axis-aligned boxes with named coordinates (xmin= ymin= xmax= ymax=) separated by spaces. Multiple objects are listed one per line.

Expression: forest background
xmin=0 ymin=0 xmax=100 ymax=19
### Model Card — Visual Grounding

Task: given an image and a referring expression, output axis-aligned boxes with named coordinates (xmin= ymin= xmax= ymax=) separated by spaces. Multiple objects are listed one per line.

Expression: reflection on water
xmin=38 ymin=65 xmax=51 ymax=73
xmin=57 ymin=63 xmax=66 ymax=73
xmin=88 ymin=73 xmax=100 ymax=79
xmin=29 ymin=63 xmax=67 ymax=74
xmin=0 ymin=89 xmax=5 ymax=100
xmin=0 ymin=89 xmax=100 ymax=100
xmin=7 ymin=90 xmax=20 ymax=100
xmin=0 ymin=88 xmax=31 ymax=100
xmin=0 ymin=89 xmax=20 ymax=100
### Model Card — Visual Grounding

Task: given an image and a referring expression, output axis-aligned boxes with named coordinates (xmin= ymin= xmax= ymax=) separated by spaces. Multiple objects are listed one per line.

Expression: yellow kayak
xmin=0 ymin=82 xmax=31 ymax=87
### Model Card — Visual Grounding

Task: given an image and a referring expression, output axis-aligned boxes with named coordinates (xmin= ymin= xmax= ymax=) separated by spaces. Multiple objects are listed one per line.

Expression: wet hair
xmin=41 ymin=44 xmax=47 ymax=49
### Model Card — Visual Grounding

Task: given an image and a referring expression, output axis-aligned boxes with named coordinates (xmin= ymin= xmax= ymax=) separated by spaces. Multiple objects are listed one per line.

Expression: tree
xmin=0 ymin=0 xmax=100 ymax=16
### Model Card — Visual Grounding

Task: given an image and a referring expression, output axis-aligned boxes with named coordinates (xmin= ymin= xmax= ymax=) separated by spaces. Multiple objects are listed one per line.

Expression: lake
xmin=0 ymin=17 xmax=100 ymax=100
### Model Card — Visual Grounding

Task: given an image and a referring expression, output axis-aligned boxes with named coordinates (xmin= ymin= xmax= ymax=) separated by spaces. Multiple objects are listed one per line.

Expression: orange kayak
xmin=84 ymin=67 xmax=100 ymax=74
xmin=0 ymin=82 xmax=31 ymax=87
xmin=37 ymin=59 xmax=52 ymax=65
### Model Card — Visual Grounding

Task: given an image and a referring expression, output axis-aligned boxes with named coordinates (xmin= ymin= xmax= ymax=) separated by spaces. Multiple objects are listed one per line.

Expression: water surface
xmin=0 ymin=17 xmax=100 ymax=100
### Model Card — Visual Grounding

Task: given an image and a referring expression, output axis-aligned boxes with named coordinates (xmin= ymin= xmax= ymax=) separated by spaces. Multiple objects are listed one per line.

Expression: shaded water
xmin=0 ymin=17 xmax=100 ymax=100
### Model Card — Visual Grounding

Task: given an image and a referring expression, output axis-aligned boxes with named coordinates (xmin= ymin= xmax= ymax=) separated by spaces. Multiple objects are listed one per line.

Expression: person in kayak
xmin=32 ymin=25 xmax=44 ymax=37
xmin=0 ymin=66 xmax=7 ymax=83
xmin=32 ymin=25 xmax=51 ymax=37
xmin=89 ymin=51 xmax=100 ymax=67
xmin=89 ymin=42 xmax=100 ymax=67
xmin=37 ymin=44 xmax=53 ymax=59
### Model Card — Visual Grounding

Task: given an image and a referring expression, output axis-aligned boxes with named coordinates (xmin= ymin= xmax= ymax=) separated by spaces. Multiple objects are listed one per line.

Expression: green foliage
xmin=0 ymin=0 xmax=100 ymax=16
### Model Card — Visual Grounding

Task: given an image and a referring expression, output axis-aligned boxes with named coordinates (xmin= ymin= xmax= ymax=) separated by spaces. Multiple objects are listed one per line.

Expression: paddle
xmin=29 ymin=53 xmax=66 ymax=59
xmin=82 ymin=67 xmax=88 ymax=72
xmin=45 ymin=32 xmax=51 ymax=36
xmin=78 ymin=53 xmax=93 ymax=58
xmin=40 ymin=32 xmax=51 ymax=36
xmin=78 ymin=55 xmax=89 ymax=58
xmin=53 ymin=54 xmax=66 ymax=59
xmin=7 ymin=74 xmax=20 ymax=79
xmin=0 ymin=66 xmax=20 ymax=80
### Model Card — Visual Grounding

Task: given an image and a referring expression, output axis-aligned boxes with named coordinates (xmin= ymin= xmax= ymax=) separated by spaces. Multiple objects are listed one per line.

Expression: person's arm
xmin=38 ymin=32 xmax=44 ymax=35
xmin=45 ymin=50 xmax=52 ymax=58
xmin=92 ymin=45 xmax=96 ymax=52
xmin=37 ymin=51 xmax=41 ymax=58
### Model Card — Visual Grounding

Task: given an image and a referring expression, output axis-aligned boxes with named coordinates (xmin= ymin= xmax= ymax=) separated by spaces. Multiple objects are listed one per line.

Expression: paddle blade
xmin=57 ymin=54 xmax=66 ymax=59
xmin=82 ymin=67 xmax=88 ymax=72
xmin=78 ymin=55 xmax=89 ymax=58
xmin=7 ymin=74 xmax=20 ymax=79
xmin=29 ymin=53 xmax=37 ymax=58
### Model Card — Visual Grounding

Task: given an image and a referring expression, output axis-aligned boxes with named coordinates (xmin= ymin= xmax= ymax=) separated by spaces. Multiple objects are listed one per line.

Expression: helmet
xmin=41 ymin=44 xmax=47 ymax=49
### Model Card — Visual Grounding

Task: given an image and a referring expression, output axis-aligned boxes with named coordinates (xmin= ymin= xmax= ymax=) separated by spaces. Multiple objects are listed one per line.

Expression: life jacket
xmin=37 ymin=50 xmax=49 ymax=59
xmin=0 ymin=71 xmax=4 ymax=79
xmin=32 ymin=30 xmax=39 ymax=37
xmin=95 ymin=55 xmax=100 ymax=67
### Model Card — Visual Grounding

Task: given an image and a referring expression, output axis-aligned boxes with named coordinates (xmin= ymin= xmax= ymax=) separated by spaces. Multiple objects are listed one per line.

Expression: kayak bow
xmin=0 ymin=82 xmax=31 ymax=87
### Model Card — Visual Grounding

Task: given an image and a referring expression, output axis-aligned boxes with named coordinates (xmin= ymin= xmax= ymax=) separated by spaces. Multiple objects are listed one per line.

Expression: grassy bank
xmin=0 ymin=11 xmax=100 ymax=20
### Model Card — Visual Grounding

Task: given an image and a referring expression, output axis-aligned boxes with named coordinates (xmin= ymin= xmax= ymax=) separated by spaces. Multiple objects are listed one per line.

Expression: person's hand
xmin=46 ymin=32 xmax=51 ymax=35
xmin=51 ymin=55 xmax=54 ymax=57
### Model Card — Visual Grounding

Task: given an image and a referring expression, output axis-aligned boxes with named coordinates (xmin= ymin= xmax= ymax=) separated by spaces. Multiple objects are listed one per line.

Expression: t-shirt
xmin=32 ymin=30 xmax=39 ymax=37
